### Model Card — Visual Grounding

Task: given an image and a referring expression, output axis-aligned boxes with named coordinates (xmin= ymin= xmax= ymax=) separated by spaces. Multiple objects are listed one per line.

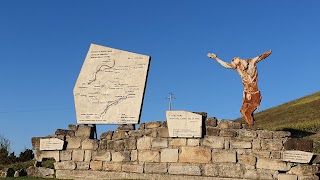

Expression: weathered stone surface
xmin=252 ymin=139 xmax=261 ymax=150
xmin=257 ymin=159 xmax=291 ymax=171
xmin=72 ymin=150 xmax=84 ymax=161
xmin=55 ymin=129 xmax=75 ymax=137
xmin=220 ymin=129 xmax=237 ymax=137
xmin=112 ymin=151 xmax=130 ymax=162
xmin=144 ymin=162 xmax=167 ymax=174
xmin=203 ymin=164 xmax=219 ymax=176
xmin=238 ymin=129 xmax=257 ymax=138
xmin=107 ymin=140 xmax=125 ymax=151
xmin=238 ymin=154 xmax=256 ymax=166
xmin=278 ymin=174 xmax=298 ymax=180
xmin=122 ymin=164 xmax=143 ymax=173
xmin=206 ymin=117 xmax=217 ymax=127
xmin=218 ymin=120 xmax=242 ymax=129
xmin=137 ymin=136 xmax=152 ymax=149
xmin=90 ymin=161 xmax=103 ymax=171
xmin=103 ymin=162 xmax=122 ymax=171
xmin=258 ymin=130 xmax=273 ymax=139
xmin=138 ymin=123 xmax=145 ymax=130
xmin=112 ymin=130 xmax=129 ymax=140
xmin=82 ymin=139 xmax=99 ymax=150
xmin=131 ymin=150 xmax=137 ymax=161
xmin=144 ymin=129 xmax=157 ymax=137
xmin=128 ymin=130 xmax=143 ymax=138
xmin=168 ymin=163 xmax=201 ymax=176
xmin=187 ymin=139 xmax=200 ymax=146
xmin=202 ymin=136 xmax=224 ymax=149
xmin=179 ymin=146 xmax=211 ymax=163
xmin=117 ymin=124 xmax=135 ymax=131
xmin=212 ymin=150 xmax=236 ymax=163
xmin=145 ymin=121 xmax=162 ymax=129
xmin=157 ymin=128 xmax=170 ymax=138
xmin=204 ymin=163 xmax=245 ymax=178
xmin=274 ymin=131 xmax=291 ymax=138
xmin=75 ymin=126 xmax=94 ymax=139
xmin=84 ymin=150 xmax=91 ymax=161
xmin=76 ymin=162 xmax=90 ymax=170
xmin=123 ymin=138 xmax=136 ymax=150
xmin=68 ymin=124 xmax=78 ymax=131
xmin=161 ymin=149 xmax=178 ymax=162
xmin=284 ymin=139 xmax=313 ymax=152
xmin=206 ymin=127 xmax=220 ymax=136
xmin=60 ymin=150 xmax=72 ymax=161
xmin=152 ymin=138 xmax=168 ymax=148
xmin=230 ymin=141 xmax=252 ymax=149
xmin=35 ymin=150 xmax=60 ymax=162
xmin=31 ymin=137 xmax=41 ymax=150
xmin=270 ymin=151 xmax=281 ymax=159
xmin=100 ymin=131 xmax=113 ymax=140
xmin=66 ymin=137 xmax=81 ymax=149
xmin=290 ymin=165 xmax=318 ymax=175
xmin=92 ymin=150 xmax=111 ymax=161
xmin=138 ymin=150 xmax=160 ymax=162
xmin=253 ymin=150 xmax=271 ymax=158
xmin=26 ymin=166 xmax=54 ymax=178
xmin=54 ymin=161 xmax=76 ymax=170
xmin=261 ymin=139 xmax=283 ymax=150
xmin=169 ymin=138 xmax=186 ymax=147
xmin=161 ymin=121 xmax=168 ymax=127
xmin=99 ymin=139 xmax=108 ymax=149
xmin=243 ymin=169 xmax=274 ymax=180
xmin=298 ymin=175 xmax=319 ymax=180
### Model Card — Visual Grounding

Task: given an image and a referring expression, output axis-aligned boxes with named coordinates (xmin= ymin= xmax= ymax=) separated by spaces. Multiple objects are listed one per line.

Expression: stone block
xmin=92 ymin=150 xmax=111 ymax=161
xmin=161 ymin=121 xmax=168 ymax=127
xmin=169 ymin=138 xmax=186 ymax=147
xmin=112 ymin=130 xmax=129 ymax=140
xmin=206 ymin=127 xmax=220 ymax=136
xmin=238 ymin=154 xmax=257 ymax=166
xmin=54 ymin=161 xmax=76 ymax=170
xmin=278 ymin=174 xmax=298 ymax=180
xmin=274 ymin=131 xmax=291 ymax=138
xmin=68 ymin=124 xmax=78 ymax=131
xmin=138 ymin=123 xmax=145 ymax=130
xmin=161 ymin=149 xmax=178 ymax=162
xmin=152 ymin=138 xmax=168 ymax=148
xmin=76 ymin=162 xmax=89 ymax=170
xmin=203 ymin=164 xmax=219 ymax=176
xmin=35 ymin=151 xmax=60 ymax=162
xmin=230 ymin=141 xmax=252 ymax=149
xmin=212 ymin=150 xmax=236 ymax=163
xmin=258 ymin=130 xmax=273 ymax=139
xmin=244 ymin=169 xmax=274 ymax=180
xmin=26 ymin=166 xmax=54 ymax=178
xmin=290 ymin=165 xmax=318 ymax=175
xmin=112 ymin=151 xmax=130 ymax=162
xmin=298 ymin=175 xmax=319 ymax=180
xmin=66 ymin=137 xmax=81 ymax=149
xmin=144 ymin=129 xmax=157 ymax=137
xmin=187 ymin=139 xmax=200 ymax=146
xmin=100 ymin=131 xmax=113 ymax=140
xmin=168 ymin=163 xmax=201 ymax=176
xmin=137 ymin=136 xmax=152 ymax=149
xmin=72 ymin=150 xmax=84 ymax=161
xmin=131 ymin=150 xmax=137 ymax=161
xmin=238 ymin=129 xmax=257 ymax=138
xmin=253 ymin=150 xmax=271 ymax=158
xmin=270 ymin=151 xmax=281 ymax=159
xmin=31 ymin=137 xmax=41 ymax=150
xmin=236 ymin=149 xmax=252 ymax=155
xmin=107 ymin=140 xmax=125 ymax=151
xmin=179 ymin=146 xmax=211 ymax=163
xmin=218 ymin=120 xmax=242 ymax=129
xmin=90 ymin=161 xmax=103 ymax=171
xmin=220 ymin=129 xmax=237 ymax=137
xmin=60 ymin=150 xmax=72 ymax=161
xmin=144 ymin=162 xmax=167 ymax=174
xmin=124 ymin=138 xmax=137 ymax=150
xmin=157 ymin=128 xmax=170 ymax=138
xmin=257 ymin=159 xmax=291 ymax=171
xmin=261 ymin=139 xmax=283 ymax=150
xmin=84 ymin=150 xmax=91 ymax=161
xmin=75 ymin=126 xmax=94 ymax=139
xmin=117 ymin=124 xmax=135 ymax=131
xmin=217 ymin=163 xmax=245 ymax=178
xmin=138 ymin=150 xmax=160 ymax=162
xmin=206 ymin=117 xmax=217 ymax=127
xmin=128 ymin=130 xmax=143 ymax=138
xmin=122 ymin=164 xmax=143 ymax=173
xmin=103 ymin=162 xmax=122 ymax=171
xmin=82 ymin=139 xmax=99 ymax=150
xmin=284 ymin=139 xmax=313 ymax=152
xmin=202 ymin=136 xmax=224 ymax=149
xmin=145 ymin=121 xmax=162 ymax=129
xmin=55 ymin=129 xmax=75 ymax=137
xmin=100 ymin=139 xmax=108 ymax=149
xmin=252 ymin=139 xmax=261 ymax=150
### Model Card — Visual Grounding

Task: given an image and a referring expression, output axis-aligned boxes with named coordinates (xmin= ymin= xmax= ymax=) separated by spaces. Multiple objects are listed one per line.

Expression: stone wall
xmin=31 ymin=118 xmax=319 ymax=180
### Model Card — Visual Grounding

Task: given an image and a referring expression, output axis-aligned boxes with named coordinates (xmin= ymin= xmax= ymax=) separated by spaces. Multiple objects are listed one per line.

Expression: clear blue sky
xmin=0 ymin=1 xmax=319 ymax=153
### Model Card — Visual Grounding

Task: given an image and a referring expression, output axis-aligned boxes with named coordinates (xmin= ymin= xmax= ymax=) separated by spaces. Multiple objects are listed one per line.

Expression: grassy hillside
xmin=236 ymin=91 xmax=320 ymax=132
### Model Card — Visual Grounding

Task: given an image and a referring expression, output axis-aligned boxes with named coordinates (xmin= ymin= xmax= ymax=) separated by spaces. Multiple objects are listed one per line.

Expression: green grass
xmin=3 ymin=178 xmax=59 ymax=180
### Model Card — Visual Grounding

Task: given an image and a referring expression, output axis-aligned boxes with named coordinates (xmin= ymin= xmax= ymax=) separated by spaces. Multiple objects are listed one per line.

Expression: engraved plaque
xmin=282 ymin=150 xmax=313 ymax=163
xmin=74 ymin=44 xmax=150 ymax=124
xmin=40 ymin=138 xmax=64 ymax=151
xmin=166 ymin=111 xmax=202 ymax=137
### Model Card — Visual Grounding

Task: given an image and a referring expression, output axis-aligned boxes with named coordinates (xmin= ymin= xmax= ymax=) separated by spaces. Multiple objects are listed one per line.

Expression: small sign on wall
xmin=282 ymin=150 xmax=313 ymax=163
xmin=40 ymin=138 xmax=64 ymax=151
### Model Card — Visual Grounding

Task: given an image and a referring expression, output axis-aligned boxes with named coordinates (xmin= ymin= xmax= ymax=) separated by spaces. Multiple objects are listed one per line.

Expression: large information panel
xmin=166 ymin=111 xmax=202 ymax=137
xmin=74 ymin=44 xmax=150 ymax=124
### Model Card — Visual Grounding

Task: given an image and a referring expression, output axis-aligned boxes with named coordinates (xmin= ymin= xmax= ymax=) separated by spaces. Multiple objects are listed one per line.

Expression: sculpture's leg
xmin=242 ymin=103 xmax=258 ymax=125
xmin=240 ymin=91 xmax=261 ymax=125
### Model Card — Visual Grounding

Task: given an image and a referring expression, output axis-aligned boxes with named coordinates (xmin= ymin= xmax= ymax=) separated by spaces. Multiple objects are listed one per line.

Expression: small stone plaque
xmin=282 ymin=150 xmax=313 ymax=163
xmin=40 ymin=138 xmax=64 ymax=150
xmin=166 ymin=111 xmax=202 ymax=137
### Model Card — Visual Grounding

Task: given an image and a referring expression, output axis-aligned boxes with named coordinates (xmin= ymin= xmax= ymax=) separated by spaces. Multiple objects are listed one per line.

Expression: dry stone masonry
xmin=31 ymin=117 xmax=319 ymax=180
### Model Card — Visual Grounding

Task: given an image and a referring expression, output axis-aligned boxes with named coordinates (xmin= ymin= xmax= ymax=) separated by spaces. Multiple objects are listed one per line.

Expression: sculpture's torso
xmin=236 ymin=59 xmax=259 ymax=94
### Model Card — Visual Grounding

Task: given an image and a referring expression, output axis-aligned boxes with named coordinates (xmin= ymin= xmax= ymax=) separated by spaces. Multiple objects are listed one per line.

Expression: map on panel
xmin=74 ymin=44 xmax=150 ymax=124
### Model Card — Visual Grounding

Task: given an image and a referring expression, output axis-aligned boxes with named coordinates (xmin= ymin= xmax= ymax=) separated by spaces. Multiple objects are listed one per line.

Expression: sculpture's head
xmin=232 ymin=57 xmax=248 ymax=70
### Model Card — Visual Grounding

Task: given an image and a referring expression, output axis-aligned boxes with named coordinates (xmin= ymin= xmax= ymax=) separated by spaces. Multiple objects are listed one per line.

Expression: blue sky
xmin=0 ymin=1 xmax=319 ymax=153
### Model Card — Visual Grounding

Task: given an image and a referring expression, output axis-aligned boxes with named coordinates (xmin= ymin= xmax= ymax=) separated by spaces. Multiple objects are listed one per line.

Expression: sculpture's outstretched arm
xmin=207 ymin=53 xmax=235 ymax=69
xmin=251 ymin=50 xmax=272 ymax=64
